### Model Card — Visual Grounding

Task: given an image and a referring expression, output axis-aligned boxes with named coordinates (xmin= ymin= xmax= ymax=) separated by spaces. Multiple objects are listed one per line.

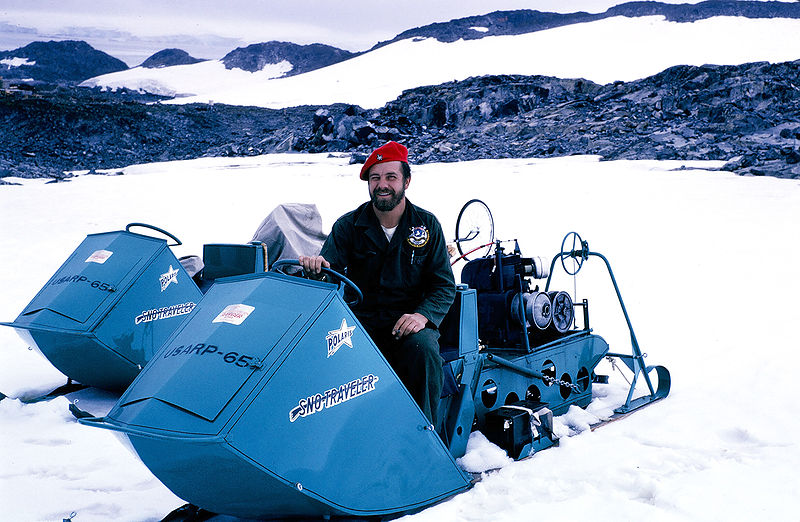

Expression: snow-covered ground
xmin=1 ymin=153 xmax=799 ymax=521
xmin=82 ymin=15 xmax=800 ymax=109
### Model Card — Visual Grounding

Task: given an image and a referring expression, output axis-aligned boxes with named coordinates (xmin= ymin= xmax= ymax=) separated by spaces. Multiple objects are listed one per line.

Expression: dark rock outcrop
xmin=0 ymin=86 xmax=356 ymax=179
xmin=222 ymin=41 xmax=355 ymax=76
xmin=2 ymin=59 xmax=799 ymax=181
xmin=335 ymin=60 xmax=800 ymax=178
xmin=606 ymin=0 xmax=800 ymax=22
xmin=141 ymin=49 xmax=205 ymax=68
xmin=0 ymin=40 xmax=128 ymax=84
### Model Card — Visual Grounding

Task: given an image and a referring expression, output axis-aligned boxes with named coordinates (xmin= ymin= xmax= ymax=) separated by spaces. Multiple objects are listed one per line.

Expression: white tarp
xmin=251 ymin=203 xmax=327 ymax=264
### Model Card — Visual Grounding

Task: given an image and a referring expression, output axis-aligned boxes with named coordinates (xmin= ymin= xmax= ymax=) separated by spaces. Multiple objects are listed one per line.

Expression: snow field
xmin=1 ymin=153 xmax=799 ymax=521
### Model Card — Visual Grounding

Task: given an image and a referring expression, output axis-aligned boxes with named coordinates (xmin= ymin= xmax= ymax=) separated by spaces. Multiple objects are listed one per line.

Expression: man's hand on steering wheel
xmin=273 ymin=258 xmax=363 ymax=306
xmin=298 ymin=255 xmax=330 ymax=277
xmin=392 ymin=313 xmax=428 ymax=339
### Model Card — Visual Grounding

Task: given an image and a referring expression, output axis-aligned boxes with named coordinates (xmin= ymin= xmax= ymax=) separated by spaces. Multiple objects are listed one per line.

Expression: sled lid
xmin=17 ymin=231 xmax=165 ymax=327
xmin=117 ymin=272 xmax=336 ymax=427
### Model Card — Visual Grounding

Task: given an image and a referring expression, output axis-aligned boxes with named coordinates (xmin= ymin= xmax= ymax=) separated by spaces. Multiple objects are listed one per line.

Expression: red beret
xmin=359 ymin=141 xmax=408 ymax=180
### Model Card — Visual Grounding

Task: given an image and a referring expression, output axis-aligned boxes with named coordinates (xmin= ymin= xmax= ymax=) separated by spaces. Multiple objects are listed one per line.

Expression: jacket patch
xmin=407 ymin=225 xmax=429 ymax=248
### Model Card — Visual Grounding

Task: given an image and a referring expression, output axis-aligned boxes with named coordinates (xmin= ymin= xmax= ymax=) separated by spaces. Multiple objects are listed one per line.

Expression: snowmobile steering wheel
xmin=270 ymin=259 xmax=363 ymax=306
xmin=454 ymin=199 xmax=495 ymax=261
xmin=559 ymin=231 xmax=589 ymax=276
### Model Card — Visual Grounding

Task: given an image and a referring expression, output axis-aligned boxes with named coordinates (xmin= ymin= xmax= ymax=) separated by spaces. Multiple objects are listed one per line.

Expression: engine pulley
xmin=547 ymin=291 xmax=574 ymax=333
xmin=522 ymin=256 xmax=550 ymax=280
xmin=511 ymin=292 xmax=552 ymax=330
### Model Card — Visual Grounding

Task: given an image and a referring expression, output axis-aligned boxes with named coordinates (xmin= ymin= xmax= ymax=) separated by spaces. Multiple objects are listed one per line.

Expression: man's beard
xmin=371 ymin=185 xmax=405 ymax=211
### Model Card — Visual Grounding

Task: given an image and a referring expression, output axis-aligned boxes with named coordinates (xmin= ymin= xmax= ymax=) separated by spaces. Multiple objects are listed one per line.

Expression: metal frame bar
xmin=546 ymin=249 xmax=668 ymax=414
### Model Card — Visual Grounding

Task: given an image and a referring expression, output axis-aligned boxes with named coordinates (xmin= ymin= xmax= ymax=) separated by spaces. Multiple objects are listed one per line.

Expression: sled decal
xmin=49 ymin=275 xmax=115 ymax=292
xmin=159 ymin=265 xmax=179 ymax=292
xmin=289 ymin=374 xmax=379 ymax=422
xmin=135 ymin=302 xmax=196 ymax=325
xmin=213 ymin=304 xmax=254 ymax=325
xmin=85 ymin=249 xmax=113 ymax=264
xmin=160 ymin=342 xmax=259 ymax=368
xmin=326 ymin=318 xmax=355 ymax=358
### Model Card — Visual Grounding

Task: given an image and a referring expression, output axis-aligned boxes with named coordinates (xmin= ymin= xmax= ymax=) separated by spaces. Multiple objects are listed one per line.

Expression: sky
xmin=1 ymin=0 xmax=710 ymax=65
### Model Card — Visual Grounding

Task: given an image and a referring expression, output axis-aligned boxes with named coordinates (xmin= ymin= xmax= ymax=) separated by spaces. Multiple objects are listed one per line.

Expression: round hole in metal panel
xmin=542 ymin=360 xmax=556 ymax=387
xmin=526 ymin=385 xmax=541 ymax=402
xmin=577 ymin=367 xmax=590 ymax=392
xmin=481 ymin=379 xmax=498 ymax=408
xmin=559 ymin=373 xmax=573 ymax=399
xmin=504 ymin=392 xmax=519 ymax=405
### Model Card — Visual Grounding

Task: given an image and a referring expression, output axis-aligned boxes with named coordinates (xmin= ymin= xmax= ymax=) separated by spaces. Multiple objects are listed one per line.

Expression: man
xmin=299 ymin=141 xmax=455 ymax=426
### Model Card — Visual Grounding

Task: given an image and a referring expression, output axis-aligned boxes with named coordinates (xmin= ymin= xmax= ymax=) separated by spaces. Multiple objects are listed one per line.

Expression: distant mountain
xmin=141 ymin=48 xmax=205 ymax=68
xmin=222 ymin=41 xmax=356 ymax=76
xmin=0 ymin=40 xmax=128 ymax=84
xmin=371 ymin=0 xmax=800 ymax=49
xmin=605 ymin=0 xmax=800 ymax=21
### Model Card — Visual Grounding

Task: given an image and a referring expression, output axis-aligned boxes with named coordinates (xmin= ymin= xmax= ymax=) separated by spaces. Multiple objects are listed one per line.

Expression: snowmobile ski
xmin=6 ymin=380 xmax=90 ymax=405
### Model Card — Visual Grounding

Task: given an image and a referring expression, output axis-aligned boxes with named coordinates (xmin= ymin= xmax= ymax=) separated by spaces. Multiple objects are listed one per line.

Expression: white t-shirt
xmin=381 ymin=225 xmax=397 ymax=242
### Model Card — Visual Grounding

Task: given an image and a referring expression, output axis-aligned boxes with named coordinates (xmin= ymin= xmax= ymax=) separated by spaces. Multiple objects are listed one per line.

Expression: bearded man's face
xmin=367 ymin=161 xmax=408 ymax=211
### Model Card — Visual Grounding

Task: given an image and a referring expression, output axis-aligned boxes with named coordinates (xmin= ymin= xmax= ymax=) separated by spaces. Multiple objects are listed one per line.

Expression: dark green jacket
xmin=320 ymin=200 xmax=455 ymax=329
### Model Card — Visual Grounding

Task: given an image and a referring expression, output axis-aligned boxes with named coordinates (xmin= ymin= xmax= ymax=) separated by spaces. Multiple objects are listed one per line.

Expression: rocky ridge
xmin=1 ymin=40 xmax=355 ymax=86
xmin=0 ymin=40 xmax=128 ymax=84
xmin=372 ymin=0 xmax=800 ymax=49
xmin=2 ymin=59 xmax=799 ymax=183
xmin=221 ymin=42 xmax=356 ymax=76
xmin=303 ymin=59 xmax=800 ymax=178
xmin=141 ymin=49 xmax=205 ymax=69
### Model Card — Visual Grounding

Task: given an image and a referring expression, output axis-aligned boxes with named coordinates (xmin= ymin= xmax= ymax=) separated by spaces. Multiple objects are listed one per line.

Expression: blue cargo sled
xmin=81 ymin=270 xmax=473 ymax=518
xmin=1 ymin=224 xmax=204 ymax=391
xmin=0 ymin=223 xmax=273 ymax=393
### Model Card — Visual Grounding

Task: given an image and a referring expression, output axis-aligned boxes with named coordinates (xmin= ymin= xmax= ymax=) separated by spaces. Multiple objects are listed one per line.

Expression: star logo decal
xmin=325 ymin=318 xmax=356 ymax=358
xmin=159 ymin=265 xmax=179 ymax=292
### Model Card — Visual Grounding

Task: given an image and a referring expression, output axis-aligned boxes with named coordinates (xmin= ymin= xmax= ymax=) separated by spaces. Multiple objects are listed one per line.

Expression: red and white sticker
xmin=85 ymin=250 xmax=113 ymax=264
xmin=213 ymin=304 xmax=255 ymax=325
